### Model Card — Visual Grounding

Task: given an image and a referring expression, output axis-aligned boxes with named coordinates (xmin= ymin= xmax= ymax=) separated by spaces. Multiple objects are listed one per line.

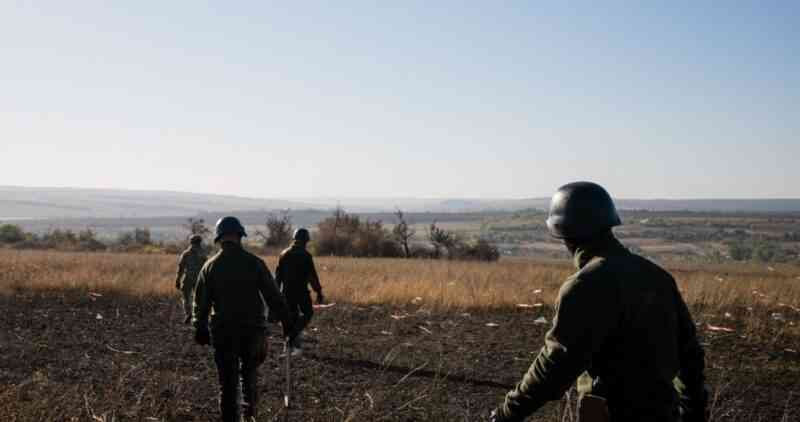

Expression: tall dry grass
xmin=2 ymin=249 xmax=798 ymax=313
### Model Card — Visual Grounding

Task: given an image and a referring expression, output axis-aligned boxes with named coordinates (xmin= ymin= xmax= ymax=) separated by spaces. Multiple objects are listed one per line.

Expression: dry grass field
xmin=1 ymin=248 xmax=798 ymax=421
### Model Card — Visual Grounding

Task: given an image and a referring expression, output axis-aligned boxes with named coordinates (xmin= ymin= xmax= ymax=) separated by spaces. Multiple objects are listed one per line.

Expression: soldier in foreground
xmin=175 ymin=234 xmax=207 ymax=324
xmin=490 ymin=182 xmax=708 ymax=422
xmin=193 ymin=216 xmax=294 ymax=422
xmin=275 ymin=228 xmax=325 ymax=356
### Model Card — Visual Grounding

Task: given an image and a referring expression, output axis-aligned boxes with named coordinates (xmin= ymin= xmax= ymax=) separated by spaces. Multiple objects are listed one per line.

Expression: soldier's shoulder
xmin=559 ymin=262 xmax=616 ymax=304
xmin=279 ymin=246 xmax=293 ymax=257
xmin=575 ymin=255 xmax=612 ymax=280
xmin=240 ymin=248 xmax=268 ymax=266
xmin=202 ymin=250 xmax=224 ymax=267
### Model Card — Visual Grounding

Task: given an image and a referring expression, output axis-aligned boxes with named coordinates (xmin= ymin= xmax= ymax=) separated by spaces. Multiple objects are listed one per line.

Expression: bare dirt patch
xmin=1 ymin=288 xmax=798 ymax=421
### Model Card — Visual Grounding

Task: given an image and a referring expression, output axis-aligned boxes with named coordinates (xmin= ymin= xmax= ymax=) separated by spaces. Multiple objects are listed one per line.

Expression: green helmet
xmin=293 ymin=228 xmax=310 ymax=242
xmin=214 ymin=216 xmax=247 ymax=242
xmin=189 ymin=234 xmax=203 ymax=245
xmin=546 ymin=181 xmax=621 ymax=240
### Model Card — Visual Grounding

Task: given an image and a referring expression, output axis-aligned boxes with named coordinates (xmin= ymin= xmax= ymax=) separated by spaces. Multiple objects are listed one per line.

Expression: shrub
xmin=0 ymin=224 xmax=25 ymax=243
xmin=460 ymin=238 xmax=500 ymax=262
xmin=314 ymin=208 xmax=400 ymax=258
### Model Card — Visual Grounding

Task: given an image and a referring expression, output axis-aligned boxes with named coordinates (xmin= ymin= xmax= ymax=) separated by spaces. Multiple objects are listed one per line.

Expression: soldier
xmin=193 ymin=216 xmax=294 ymax=422
xmin=275 ymin=228 xmax=325 ymax=356
xmin=490 ymin=182 xmax=708 ymax=422
xmin=175 ymin=234 xmax=207 ymax=324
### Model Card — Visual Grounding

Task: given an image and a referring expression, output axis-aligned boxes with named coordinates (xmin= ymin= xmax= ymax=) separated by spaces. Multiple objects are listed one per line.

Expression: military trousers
xmin=286 ymin=291 xmax=314 ymax=348
xmin=180 ymin=283 xmax=196 ymax=319
xmin=212 ymin=328 xmax=268 ymax=422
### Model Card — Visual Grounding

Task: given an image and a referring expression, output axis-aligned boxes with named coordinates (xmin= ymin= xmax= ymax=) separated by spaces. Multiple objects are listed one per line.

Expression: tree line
xmin=0 ymin=208 xmax=501 ymax=262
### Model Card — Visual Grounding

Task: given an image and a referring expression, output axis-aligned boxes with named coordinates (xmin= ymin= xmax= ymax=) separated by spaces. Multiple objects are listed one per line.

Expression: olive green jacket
xmin=176 ymin=246 xmax=207 ymax=288
xmin=498 ymin=235 xmax=707 ymax=422
xmin=275 ymin=242 xmax=322 ymax=296
xmin=193 ymin=242 xmax=290 ymax=334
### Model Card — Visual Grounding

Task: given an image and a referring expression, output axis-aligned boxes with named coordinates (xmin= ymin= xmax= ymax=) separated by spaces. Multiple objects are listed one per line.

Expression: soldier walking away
xmin=275 ymin=228 xmax=325 ymax=357
xmin=175 ymin=234 xmax=207 ymax=324
xmin=490 ymin=182 xmax=708 ymax=422
xmin=193 ymin=216 xmax=294 ymax=422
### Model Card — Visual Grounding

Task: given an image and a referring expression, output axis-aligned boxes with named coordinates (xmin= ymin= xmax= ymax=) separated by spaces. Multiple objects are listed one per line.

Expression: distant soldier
xmin=490 ymin=182 xmax=708 ymax=422
xmin=193 ymin=216 xmax=294 ymax=422
xmin=175 ymin=234 xmax=207 ymax=324
xmin=275 ymin=228 xmax=324 ymax=356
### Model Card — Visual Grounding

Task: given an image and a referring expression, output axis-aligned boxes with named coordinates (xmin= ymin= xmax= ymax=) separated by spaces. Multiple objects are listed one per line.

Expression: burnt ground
xmin=0 ymin=289 xmax=798 ymax=422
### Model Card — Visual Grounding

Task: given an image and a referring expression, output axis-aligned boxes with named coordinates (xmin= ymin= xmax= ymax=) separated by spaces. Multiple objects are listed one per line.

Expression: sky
xmin=1 ymin=1 xmax=797 ymax=199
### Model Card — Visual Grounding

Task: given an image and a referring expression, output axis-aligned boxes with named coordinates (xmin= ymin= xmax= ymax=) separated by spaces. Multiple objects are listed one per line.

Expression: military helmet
xmin=214 ymin=216 xmax=247 ymax=242
xmin=293 ymin=228 xmax=311 ymax=242
xmin=545 ymin=181 xmax=621 ymax=239
xmin=189 ymin=234 xmax=203 ymax=244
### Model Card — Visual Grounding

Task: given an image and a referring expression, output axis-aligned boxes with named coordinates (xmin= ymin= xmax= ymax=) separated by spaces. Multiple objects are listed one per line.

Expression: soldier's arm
xmin=274 ymin=254 xmax=285 ymax=292
xmin=673 ymin=282 xmax=708 ymax=421
xmin=498 ymin=275 xmax=618 ymax=420
xmin=257 ymin=260 xmax=290 ymax=324
xmin=307 ymin=253 xmax=322 ymax=293
xmin=175 ymin=253 xmax=186 ymax=282
xmin=192 ymin=266 xmax=211 ymax=331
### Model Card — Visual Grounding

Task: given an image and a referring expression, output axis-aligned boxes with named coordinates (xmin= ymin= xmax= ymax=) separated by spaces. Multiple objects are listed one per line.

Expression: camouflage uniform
xmin=176 ymin=245 xmax=207 ymax=322
xmin=495 ymin=234 xmax=707 ymax=422
xmin=275 ymin=241 xmax=323 ymax=348
xmin=193 ymin=242 xmax=290 ymax=422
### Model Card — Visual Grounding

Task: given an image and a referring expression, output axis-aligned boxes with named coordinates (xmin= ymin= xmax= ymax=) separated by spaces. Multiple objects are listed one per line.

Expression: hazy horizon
xmin=4 ymin=184 xmax=800 ymax=202
xmin=2 ymin=2 xmax=797 ymax=199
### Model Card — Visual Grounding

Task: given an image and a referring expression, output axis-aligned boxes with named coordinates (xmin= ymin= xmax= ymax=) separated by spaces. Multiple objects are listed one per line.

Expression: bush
xmin=0 ymin=224 xmax=25 ymax=243
xmin=313 ymin=208 xmax=401 ymax=258
xmin=459 ymin=238 xmax=500 ymax=262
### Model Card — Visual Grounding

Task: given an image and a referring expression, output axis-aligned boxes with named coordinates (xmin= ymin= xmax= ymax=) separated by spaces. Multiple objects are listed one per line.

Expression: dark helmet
xmin=545 ymin=181 xmax=621 ymax=239
xmin=293 ymin=228 xmax=310 ymax=242
xmin=214 ymin=216 xmax=247 ymax=242
xmin=189 ymin=234 xmax=203 ymax=245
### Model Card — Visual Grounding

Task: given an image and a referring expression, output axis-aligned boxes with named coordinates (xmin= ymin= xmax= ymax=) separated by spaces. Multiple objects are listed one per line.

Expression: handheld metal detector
xmin=284 ymin=337 xmax=291 ymax=412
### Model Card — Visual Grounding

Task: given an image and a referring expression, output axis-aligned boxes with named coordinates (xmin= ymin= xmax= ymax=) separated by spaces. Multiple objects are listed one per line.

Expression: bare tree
xmin=428 ymin=221 xmax=459 ymax=259
xmin=184 ymin=217 xmax=211 ymax=238
xmin=392 ymin=208 xmax=416 ymax=258
xmin=255 ymin=210 xmax=293 ymax=249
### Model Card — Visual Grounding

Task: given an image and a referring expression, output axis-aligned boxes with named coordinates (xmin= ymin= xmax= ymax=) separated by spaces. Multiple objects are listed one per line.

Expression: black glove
xmin=315 ymin=291 xmax=325 ymax=305
xmin=175 ymin=279 xmax=181 ymax=290
xmin=194 ymin=329 xmax=210 ymax=346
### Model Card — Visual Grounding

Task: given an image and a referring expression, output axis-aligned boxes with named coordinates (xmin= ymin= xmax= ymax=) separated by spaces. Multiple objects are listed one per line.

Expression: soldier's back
xmin=277 ymin=246 xmax=313 ymax=292
xmin=578 ymin=250 xmax=683 ymax=419
xmin=201 ymin=246 xmax=272 ymax=332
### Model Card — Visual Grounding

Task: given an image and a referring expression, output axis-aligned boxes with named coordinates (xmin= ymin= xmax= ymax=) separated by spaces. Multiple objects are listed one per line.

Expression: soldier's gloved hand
xmin=488 ymin=408 xmax=516 ymax=422
xmin=194 ymin=328 xmax=210 ymax=346
xmin=315 ymin=291 xmax=325 ymax=305
xmin=175 ymin=279 xmax=181 ymax=290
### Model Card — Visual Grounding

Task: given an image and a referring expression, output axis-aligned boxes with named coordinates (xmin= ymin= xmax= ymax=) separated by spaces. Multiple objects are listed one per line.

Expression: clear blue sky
xmin=1 ymin=1 xmax=797 ymax=199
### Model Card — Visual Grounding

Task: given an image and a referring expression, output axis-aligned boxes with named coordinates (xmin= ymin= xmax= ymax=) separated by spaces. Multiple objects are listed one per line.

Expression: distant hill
xmin=2 ymin=186 xmax=800 ymax=221
xmin=614 ymin=199 xmax=800 ymax=213
xmin=0 ymin=186 xmax=314 ymax=220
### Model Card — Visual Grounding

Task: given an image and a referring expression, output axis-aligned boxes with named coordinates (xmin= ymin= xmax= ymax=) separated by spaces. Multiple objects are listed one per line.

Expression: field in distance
xmin=0 ymin=249 xmax=798 ymax=421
